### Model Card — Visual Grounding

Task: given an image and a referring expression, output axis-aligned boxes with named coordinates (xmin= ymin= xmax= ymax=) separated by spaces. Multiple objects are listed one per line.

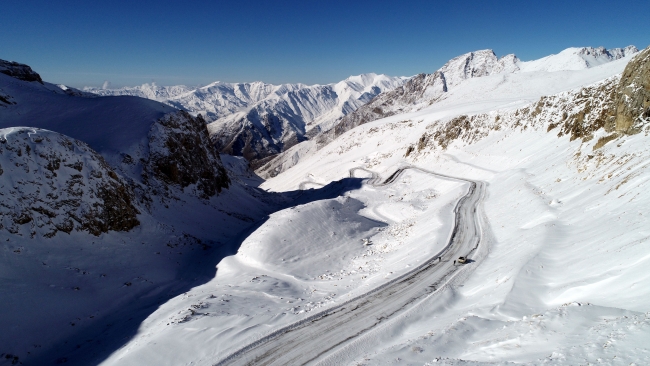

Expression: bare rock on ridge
xmin=615 ymin=45 xmax=650 ymax=134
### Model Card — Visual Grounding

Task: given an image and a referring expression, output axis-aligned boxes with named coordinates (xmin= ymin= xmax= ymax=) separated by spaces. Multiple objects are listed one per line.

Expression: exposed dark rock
xmin=0 ymin=92 xmax=15 ymax=106
xmin=614 ymin=46 xmax=650 ymax=134
xmin=0 ymin=60 xmax=43 ymax=84
xmin=146 ymin=111 xmax=229 ymax=199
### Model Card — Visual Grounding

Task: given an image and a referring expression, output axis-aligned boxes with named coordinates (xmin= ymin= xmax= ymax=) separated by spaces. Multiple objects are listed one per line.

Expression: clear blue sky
xmin=2 ymin=0 xmax=648 ymax=88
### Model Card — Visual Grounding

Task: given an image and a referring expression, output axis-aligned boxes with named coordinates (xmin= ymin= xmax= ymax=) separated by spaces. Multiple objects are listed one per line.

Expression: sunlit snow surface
xmin=103 ymin=53 xmax=649 ymax=365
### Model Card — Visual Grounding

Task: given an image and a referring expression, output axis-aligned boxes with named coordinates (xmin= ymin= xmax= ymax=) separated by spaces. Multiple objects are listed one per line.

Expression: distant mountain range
xmin=86 ymin=74 xmax=407 ymax=165
xmin=256 ymin=45 xmax=639 ymax=177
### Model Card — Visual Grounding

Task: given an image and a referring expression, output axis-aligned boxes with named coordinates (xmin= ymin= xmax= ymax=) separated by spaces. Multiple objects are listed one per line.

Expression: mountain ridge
xmin=256 ymin=45 xmax=639 ymax=178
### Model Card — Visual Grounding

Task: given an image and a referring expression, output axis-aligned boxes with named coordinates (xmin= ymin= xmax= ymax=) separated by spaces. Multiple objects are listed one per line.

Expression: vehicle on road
xmin=457 ymin=256 xmax=468 ymax=264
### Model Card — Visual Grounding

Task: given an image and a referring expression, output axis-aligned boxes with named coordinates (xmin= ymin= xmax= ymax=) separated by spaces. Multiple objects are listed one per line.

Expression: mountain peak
xmin=438 ymin=49 xmax=516 ymax=87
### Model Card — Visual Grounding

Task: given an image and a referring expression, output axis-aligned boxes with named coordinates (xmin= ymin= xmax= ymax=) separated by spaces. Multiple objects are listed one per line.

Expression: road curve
xmin=215 ymin=166 xmax=486 ymax=366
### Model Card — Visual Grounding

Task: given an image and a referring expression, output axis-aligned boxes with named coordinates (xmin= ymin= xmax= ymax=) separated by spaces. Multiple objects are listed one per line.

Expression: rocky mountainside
xmin=0 ymin=59 xmax=231 ymax=235
xmin=419 ymin=46 xmax=649 ymax=152
xmin=88 ymin=74 xmax=407 ymax=166
xmin=144 ymin=111 xmax=230 ymax=199
xmin=0 ymin=59 xmax=263 ymax=365
xmin=0 ymin=128 xmax=140 ymax=238
xmin=256 ymin=46 xmax=638 ymax=178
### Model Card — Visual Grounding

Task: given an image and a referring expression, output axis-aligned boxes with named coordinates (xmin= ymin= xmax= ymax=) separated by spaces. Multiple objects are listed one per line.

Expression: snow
xmin=518 ymin=46 xmax=638 ymax=73
xmin=0 ymin=72 xmax=171 ymax=158
xmin=2 ymin=45 xmax=649 ymax=365
xmin=248 ymin=53 xmax=649 ymax=364
xmin=99 ymin=169 xmax=467 ymax=366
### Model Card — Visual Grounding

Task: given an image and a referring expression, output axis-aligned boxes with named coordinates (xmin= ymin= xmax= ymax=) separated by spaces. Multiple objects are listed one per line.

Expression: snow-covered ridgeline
xmin=254 ymin=47 xmax=650 ymax=365
xmin=86 ymin=74 xmax=407 ymax=165
xmin=256 ymin=46 xmax=639 ymax=179
xmin=327 ymin=46 xmax=637 ymax=142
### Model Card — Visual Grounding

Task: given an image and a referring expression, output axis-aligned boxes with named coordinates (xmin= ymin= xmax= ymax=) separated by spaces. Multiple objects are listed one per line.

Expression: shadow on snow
xmin=30 ymin=177 xmax=367 ymax=366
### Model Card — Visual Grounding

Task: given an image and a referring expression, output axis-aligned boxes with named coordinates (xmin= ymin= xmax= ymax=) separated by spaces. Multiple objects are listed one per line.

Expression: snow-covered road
xmin=216 ymin=167 xmax=486 ymax=365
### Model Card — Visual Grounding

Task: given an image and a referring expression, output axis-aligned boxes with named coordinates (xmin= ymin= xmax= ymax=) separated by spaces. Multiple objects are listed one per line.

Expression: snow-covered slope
xmin=88 ymin=74 xmax=407 ymax=166
xmin=519 ymin=45 xmax=638 ymax=72
xmin=256 ymin=46 xmax=638 ymax=179
xmin=100 ymin=46 xmax=650 ymax=365
xmin=0 ymin=60 xmax=266 ymax=365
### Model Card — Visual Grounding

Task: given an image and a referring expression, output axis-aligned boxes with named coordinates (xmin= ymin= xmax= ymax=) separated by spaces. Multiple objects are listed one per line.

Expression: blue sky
xmin=2 ymin=0 xmax=648 ymax=88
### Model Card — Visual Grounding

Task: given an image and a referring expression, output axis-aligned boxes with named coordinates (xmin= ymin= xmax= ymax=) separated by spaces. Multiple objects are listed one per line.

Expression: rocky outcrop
xmin=614 ymin=46 xmax=650 ymax=134
xmin=0 ymin=128 xmax=140 ymax=238
xmin=145 ymin=111 xmax=230 ymax=199
xmin=0 ymin=60 xmax=43 ymax=84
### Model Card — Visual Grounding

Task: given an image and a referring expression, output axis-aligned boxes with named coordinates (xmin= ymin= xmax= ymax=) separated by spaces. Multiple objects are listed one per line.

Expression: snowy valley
xmin=1 ymin=44 xmax=649 ymax=366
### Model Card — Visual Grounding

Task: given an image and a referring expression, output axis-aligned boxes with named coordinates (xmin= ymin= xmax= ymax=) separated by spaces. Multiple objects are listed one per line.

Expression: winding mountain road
xmin=216 ymin=166 xmax=486 ymax=366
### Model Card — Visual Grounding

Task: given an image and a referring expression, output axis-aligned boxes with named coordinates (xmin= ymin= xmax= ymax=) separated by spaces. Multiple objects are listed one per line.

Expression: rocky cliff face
xmin=144 ymin=111 xmax=230 ymax=199
xmin=0 ymin=128 xmax=140 ymax=238
xmin=205 ymin=74 xmax=406 ymax=165
xmin=0 ymin=60 xmax=43 ymax=84
xmin=614 ymin=46 xmax=650 ymax=134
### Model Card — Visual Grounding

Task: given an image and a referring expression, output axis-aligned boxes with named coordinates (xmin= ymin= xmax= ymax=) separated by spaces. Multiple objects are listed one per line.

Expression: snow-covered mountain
xmin=88 ymin=74 xmax=407 ymax=166
xmin=87 ymin=82 xmax=194 ymax=102
xmin=99 ymin=45 xmax=650 ymax=366
xmin=0 ymin=60 xmax=269 ymax=364
xmin=256 ymin=46 xmax=639 ymax=178
xmin=2 ymin=44 xmax=649 ymax=366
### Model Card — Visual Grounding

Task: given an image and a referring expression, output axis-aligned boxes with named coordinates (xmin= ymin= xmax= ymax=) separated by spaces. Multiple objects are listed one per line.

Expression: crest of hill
xmin=256 ymin=46 xmax=639 ymax=178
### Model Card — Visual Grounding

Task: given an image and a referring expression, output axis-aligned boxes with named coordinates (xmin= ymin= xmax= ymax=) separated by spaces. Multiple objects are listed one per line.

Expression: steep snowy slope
xmin=261 ymin=46 xmax=650 ymax=365
xmin=101 ymin=46 xmax=650 ymax=365
xmin=257 ymin=46 xmax=638 ymax=179
xmin=88 ymin=74 xmax=407 ymax=166
xmin=0 ymin=61 xmax=271 ymax=365
xmin=519 ymin=45 xmax=638 ymax=72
